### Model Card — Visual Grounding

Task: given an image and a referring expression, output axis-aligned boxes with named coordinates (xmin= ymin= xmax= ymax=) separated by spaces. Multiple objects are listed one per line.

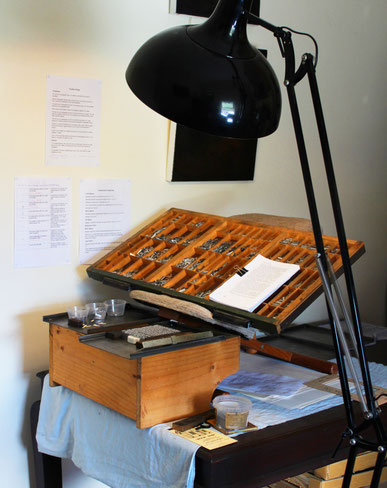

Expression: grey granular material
xmin=122 ymin=324 xmax=180 ymax=340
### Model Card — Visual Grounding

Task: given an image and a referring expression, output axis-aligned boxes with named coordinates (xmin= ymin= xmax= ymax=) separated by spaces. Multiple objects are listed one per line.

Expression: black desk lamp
xmin=126 ymin=1 xmax=386 ymax=485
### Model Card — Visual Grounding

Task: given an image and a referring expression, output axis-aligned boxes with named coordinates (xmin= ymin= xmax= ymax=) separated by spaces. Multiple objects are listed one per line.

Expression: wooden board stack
xmin=268 ymin=450 xmax=387 ymax=487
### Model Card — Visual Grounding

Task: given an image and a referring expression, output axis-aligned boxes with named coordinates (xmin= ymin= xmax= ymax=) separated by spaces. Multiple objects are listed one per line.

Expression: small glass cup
xmin=86 ymin=302 xmax=107 ymax=322
xmin=67 ymin=306 xmax=89 ymax=328
xmin=104 ymin=299 xmax=126 ymax=317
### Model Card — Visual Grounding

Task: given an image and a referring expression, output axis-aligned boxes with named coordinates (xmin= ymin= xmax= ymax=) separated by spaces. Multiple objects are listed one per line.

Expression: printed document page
xmin=79 ymin=179 xmax=130 ymax=264
xmin=14 ymin=177 xmax=72 ymax=267
xmin=45 ymin=75 xmax=101 ymax=166
xmin=209 ymin=254 xmax=300 ymax=312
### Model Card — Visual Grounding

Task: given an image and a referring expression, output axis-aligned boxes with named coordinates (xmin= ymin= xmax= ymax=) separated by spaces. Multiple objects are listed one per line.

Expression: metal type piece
xmin=181 ymin=238 xmax=195 ymax=246
xmin=188 ymin=258 xmax=205 ymax=271
xmin=176 ymin=257 xmax=196 ymax=268
xmin=210 ymin=263 xmax=227 ymax=276
xmin=169 ymin=236 xmax=182 ymax=243
xmin=296 ymin=256 xmax=306 ymax=264
xmin=152 ymin=274 xmax=172 ymax=286
xmin=272 ymin=297 xmax=286 ymax=306
xmin=214 ymin=242 xmax=233 ymax=253
xmin=199 ymin=238 xmax=220 ymax=250
xmin=150 ymin=248 xmax=168 ymax=260
xmin=226 ymin=246 xmax=239 ymax=255
xmin=196 ymin=290 xmax=212 ymax=298
xmin=123 ymin=271 xmax=136 ymax=278
xmin=150 ymin=226 xmax=166 ymax=238
xmin=136 ymin=246 xmax=154 ymax=257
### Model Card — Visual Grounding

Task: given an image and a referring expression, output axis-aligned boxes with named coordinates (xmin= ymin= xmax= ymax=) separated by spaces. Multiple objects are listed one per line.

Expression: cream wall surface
xmin=0 ymin=1 xmax=385 ymax=486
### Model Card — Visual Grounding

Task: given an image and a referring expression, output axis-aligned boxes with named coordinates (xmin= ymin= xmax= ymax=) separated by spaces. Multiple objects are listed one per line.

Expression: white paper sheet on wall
xmin=14 ymin=177 xmax=72 ymax=267
xmin=45 ymin=75 xmax=101 ymax=166
xmin=79 ymin=179 xmax=131 ymax=265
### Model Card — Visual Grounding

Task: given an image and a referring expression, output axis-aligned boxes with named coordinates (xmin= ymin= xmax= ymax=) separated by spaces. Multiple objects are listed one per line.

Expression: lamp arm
xmin=287 ymin=39 xmax=386 ymax=487
xmin=295 ymin=52 xmax=386 ymax=486
xmin=252 ymin=14 xmax=359 ymax=431
xmin=255 ymin=10 xmax=382 ymax=410
xmin=305 ymin=60 xmax=378 ymax=412
xmin=251 ymin=12 xmax=386 ymax=468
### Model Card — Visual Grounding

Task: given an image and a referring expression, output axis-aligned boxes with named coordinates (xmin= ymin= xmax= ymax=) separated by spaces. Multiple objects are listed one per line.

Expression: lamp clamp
xmin=250 ymin=14 xmax=313 ymax=87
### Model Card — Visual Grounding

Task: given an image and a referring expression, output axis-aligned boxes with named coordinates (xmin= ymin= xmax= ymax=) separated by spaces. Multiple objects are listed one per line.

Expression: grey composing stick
xmin=134 ymin=331 xmax=214 ymax=349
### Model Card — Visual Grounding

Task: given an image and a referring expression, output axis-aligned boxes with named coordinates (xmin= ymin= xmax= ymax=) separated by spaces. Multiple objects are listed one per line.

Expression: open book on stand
xmin=209 ymin=254 xmax=300 ymax=312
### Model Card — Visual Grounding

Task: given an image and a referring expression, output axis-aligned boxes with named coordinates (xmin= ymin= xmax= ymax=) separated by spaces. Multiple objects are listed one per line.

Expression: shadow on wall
xmin=18 ymin=277 xmax=130 ymax=487
xmin=18 ymin=309 xmax=52 ymax=488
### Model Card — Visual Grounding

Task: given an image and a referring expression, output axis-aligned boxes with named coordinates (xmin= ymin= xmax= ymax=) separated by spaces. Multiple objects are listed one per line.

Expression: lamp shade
xmin=126 ymin=0 xmax=281 ymax=139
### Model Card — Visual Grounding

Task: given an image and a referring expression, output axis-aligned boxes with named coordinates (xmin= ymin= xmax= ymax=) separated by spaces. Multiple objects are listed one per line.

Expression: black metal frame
xmin=251 ymin=15 xmax=386 ymax=486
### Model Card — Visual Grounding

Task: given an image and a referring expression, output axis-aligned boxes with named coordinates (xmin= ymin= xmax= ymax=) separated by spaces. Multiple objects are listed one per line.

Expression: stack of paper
xmin=209 ymin=254 xmax=300 ymax=312
xmin=264 ymin=384 xmax=335 ymax=410
xmin=218 ymin=370 xmax=335 ymax=410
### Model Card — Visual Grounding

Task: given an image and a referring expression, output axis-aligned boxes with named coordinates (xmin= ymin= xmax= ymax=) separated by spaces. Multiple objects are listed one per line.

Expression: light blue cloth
xmin=36 ymin=355 xmax=387 ymax=487
xmin=36 ymin=375 xmax=198 ymax=488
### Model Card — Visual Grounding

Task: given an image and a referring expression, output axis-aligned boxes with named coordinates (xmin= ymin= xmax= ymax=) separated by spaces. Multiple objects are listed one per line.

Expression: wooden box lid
xmin=87 ymin=208 xmax=365 ymax=334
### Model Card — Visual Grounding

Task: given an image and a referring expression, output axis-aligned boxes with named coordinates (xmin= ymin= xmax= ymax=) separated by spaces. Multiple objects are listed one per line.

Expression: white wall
xmin=0 ymin=1 xmax=385 ymax=486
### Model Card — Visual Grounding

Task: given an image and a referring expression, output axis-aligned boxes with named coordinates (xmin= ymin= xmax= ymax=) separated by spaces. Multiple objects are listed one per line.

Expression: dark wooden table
xmin=195 ymin=402 xmax=386 ymax=487
xmin=31 ymin=341 xmax=387 ymax=488
xmin=194 ymin=340 xmax=387 ymax=487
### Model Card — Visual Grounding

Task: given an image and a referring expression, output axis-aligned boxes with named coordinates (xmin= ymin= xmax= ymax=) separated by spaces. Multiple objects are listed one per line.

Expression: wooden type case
xmin=87 ymin=208 xmax=365 ymax=334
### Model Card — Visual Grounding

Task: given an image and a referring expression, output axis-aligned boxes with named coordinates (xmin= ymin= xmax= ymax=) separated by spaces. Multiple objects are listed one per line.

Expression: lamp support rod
xmin=250 ymin=13 xmax=386 ymax=486
xmin=316 ymin=254 xmax=368 ymax=415
xmin=300 ymin=49 xmax=386 ymax=488
xmin=326 ymin=257 xmax=359 ymax=360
